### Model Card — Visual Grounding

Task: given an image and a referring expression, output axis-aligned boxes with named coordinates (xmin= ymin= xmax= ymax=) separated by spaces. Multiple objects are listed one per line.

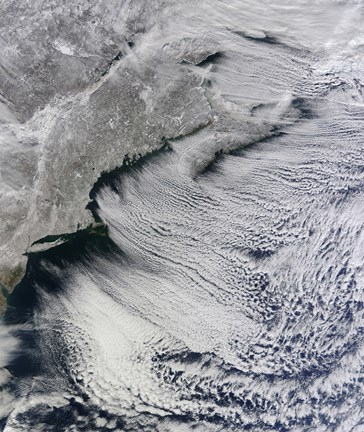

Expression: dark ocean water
xmin=3 ymin=126 xmax=364 ymax=431
xmin=1 ymin=1 xmax=364 ymax=431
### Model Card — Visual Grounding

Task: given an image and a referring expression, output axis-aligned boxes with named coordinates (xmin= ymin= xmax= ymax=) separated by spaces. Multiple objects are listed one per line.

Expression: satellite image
xmin=0 ymin=1 xmax=363 ymax=431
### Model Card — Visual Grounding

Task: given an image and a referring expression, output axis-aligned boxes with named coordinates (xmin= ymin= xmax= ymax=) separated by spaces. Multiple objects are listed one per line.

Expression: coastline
xmin=0 ymin=141 xmax=173 ymax=317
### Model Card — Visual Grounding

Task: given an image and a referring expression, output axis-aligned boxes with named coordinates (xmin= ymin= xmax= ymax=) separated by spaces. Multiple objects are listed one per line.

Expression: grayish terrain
xmin=0 ymin=0 xmax=216 ymax=298
xmin=0 ymin=0 xmax=317 ymax=298
xmin=1 ymin=1 xmax=364 ymax=431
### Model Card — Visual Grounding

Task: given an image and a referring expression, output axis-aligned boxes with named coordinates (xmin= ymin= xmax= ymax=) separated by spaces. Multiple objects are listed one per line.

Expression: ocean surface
xmin=1 ymin=1 xmax=364 ymax=431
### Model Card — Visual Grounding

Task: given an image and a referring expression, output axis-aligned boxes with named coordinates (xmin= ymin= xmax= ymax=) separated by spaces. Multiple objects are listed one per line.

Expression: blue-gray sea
xmin=1 ymin=1 xmax=364 ymax=431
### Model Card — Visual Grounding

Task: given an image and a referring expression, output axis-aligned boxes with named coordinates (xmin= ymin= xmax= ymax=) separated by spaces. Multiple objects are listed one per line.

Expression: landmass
xmin=0 ymin=0 xmax=303 ymax=314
